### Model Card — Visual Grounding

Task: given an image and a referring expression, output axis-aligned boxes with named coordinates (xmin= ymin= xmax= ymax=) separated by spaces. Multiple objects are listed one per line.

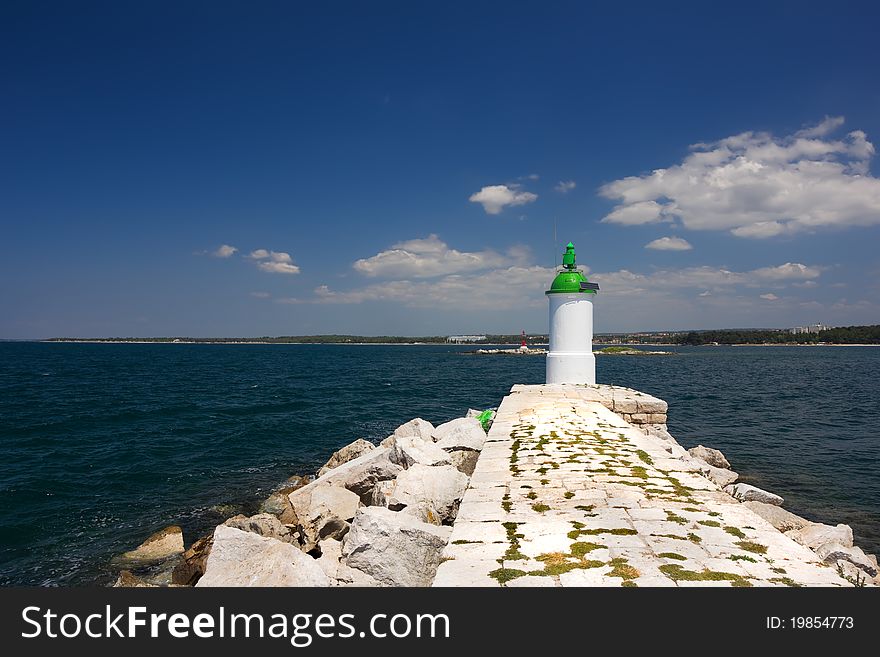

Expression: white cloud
xmin=250 ymin=291 xmax=270 ymax=298
xmin=590 ymin=262 xmax=822 ymax=295
xmin=555 ymin=180 xmax=576 ymax=193
xmin=645 ymin=236 xmax=693 ymax=251
xmin=353 ymin=234 xmax=525 ymax=278
xmin=760 ymin=293 xmax=780 ymax=301
xmin=248 ymin=249 xmax=301 ymax=274
xmin=212 ymin=244 xmax=238 ymax=258
xmin=749 ymin=262 xmax=822 ymax=281
xmin=600 ymin=117 xmax=880 ymax=238
xmin=312 ymin=265 xmax=555 ymax=310
xmin=469 ymin=184 xmax=538 ymax=215
xmin=699 ymin=290 xmax=712 ymax=297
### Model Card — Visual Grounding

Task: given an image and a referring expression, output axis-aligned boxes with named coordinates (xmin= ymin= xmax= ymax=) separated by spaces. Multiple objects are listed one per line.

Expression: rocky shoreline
xmin=112 ymin=389 xmax=878 ymax=588
xmin=112 ymin=410 xmax=495 ymax=587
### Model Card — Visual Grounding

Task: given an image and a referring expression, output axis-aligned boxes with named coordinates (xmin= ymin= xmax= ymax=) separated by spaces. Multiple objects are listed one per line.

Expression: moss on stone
xmin=735 ymin=540 xmax=768 ymax=554
xmin=564 ymin=491 xmax=575 ymax=499
xmin=658 ymin=552 xmax=687 ymax=560
xmin=635 ymin=449 xmax=654 ymax=465
xmin=660 ymin=564 xmax=751 ymax=587
xmin=489 ymin=567 xmax=527 ymax=584
xmin=531 ymin=503 xmax=551 ymax=513
xmin=724 ymin=526 xmax=746 ymax=539
xmin=570 ymin=541 xmax=604 ymax=557
xmin=698 ymin=520 xmax=721 ymax=527
xmin=666 ymin=511 xmax=688 ymax=525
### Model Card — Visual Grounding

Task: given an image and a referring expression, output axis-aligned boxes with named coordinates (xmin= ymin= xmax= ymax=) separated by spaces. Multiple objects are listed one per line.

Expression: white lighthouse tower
xmin=545 ymin=242 xmax=599 ymax=384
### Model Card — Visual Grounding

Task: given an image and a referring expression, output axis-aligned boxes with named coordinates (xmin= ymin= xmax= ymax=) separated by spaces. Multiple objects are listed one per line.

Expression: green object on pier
xmin=546 ymin=242 xmax=597 ymax=295
xmin=477 ymin=409 xmax=494 ymax=432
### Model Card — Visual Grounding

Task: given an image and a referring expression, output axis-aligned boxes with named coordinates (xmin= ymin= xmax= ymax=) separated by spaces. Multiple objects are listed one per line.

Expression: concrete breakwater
xmin=113 ymin=385 xmax=878 ymax=587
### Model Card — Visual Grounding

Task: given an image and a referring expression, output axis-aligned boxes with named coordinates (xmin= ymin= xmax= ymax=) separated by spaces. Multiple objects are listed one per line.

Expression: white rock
xmin=289 ymin=483 xmax=361 ymax=550
xmin=447 ymin=449 xmax=480 ymax=476
xmin=389 ymin=464 xmax=469 ymax=523
xmin=785 ymin=522 xmax=854 ymax=550
xmin=724 ymin=483 xmax=783 ymax=506
xmin=341 ymin=507 xmax=452 ymax=587
xmin=315 ymin=538 xmax=384 ymax=587
xmin=391 ymin=418 xmax=435 ymax=441
xmin=432 ymin=417 xmax=487 ymax=451
xmin=312 ymin=447 xmax=402 ymax=503
xmin=224 ymin=513 xmax=293 ymax=543
xmin=815 ymin=543 xmax=878 ymax=577
xmin=196 ymin=526 xmax=330 ymax=587
xmin=121 ymin=525 xmax=184 ymax=563
xmin=318 ymin=439 xmax=376 ymax=477
xmin=688 ymin=445 xmax=731 ymax=469
xmin=388 ymin=435 xmax=452 ymax=468
xmin=692 ymin=458 xmax=738 ymax=487
xmin=742 ymin=501 xmax=809 ymax=532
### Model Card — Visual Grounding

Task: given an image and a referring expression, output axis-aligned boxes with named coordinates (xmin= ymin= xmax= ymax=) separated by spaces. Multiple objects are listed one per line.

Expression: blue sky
xmin=2 ymin=1 xmax=879 ymax=338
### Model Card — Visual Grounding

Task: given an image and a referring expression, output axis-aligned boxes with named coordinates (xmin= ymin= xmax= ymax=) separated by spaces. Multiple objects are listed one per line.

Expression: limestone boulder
xmin=318 ymin=439 xmax=376 ymax=477
xmin=742 ymin=501 xmax=809 ymax=533
xmin=224 ymin=513 xmax=293 ymax=543
xmin=341 ymin=507 xmax=452 ymax=587
xmin=692 ymin=458 xmax=738 ymax=488
xmin=313 ymin=447 xmax=402 ymax=503
xmin=724 ymin=483 xmax=783 ymax=506
xmin=259 ymin=475 xmax=310 ymax=519
xmin=171 ymin=534 xmax=214 ymax=586
xmin=688 ymin=445 xmax=731 ymax=469
xmin=384 ymin=418 xmax=435 ymax=445
xmin=289 ymin=483 xmax=361 ymax=550
xmin=447 ymin=449 xmax=480 ymax=476
xmin=388 ymin=435 xmax=452 ymax=468
xmin=196 ymin=525 xmax=330 ymax=587
xmin=121 ymin=525 xmax=185 ymax=564
xmin=113 ymin=571 xmax=157 ymax=587
xmin=315 ymin=538 xmax=383 ymax=587
xmin=785 ymin=522 xmax=854 ymax=550
xmin=815 ymin=543 xmax=878 ymax=578
xmin=389 ymin=464 xmax=468 ymax=523
xmin=433 ymin=417 xmax=487 ymax=451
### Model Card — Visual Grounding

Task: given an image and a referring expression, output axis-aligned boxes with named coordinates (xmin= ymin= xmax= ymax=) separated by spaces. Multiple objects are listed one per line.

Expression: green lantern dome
xmin=546 ymin=242 xmax=599 ymax=295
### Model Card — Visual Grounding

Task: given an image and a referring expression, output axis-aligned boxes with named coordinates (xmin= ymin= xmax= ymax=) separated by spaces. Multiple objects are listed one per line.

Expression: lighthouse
xmin=545 ymin=242 xmax=599 ymax=384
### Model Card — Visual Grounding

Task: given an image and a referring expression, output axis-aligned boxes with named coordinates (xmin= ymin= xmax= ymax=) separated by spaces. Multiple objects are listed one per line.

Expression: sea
xmin=0 ymin=342 xmax=877 ymax=586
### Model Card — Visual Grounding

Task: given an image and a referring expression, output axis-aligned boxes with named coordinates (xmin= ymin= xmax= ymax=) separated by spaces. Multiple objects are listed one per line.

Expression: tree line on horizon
xmin=675 ymin=325 xmax=880 ymax=345
xmin=42 ymin=325 xmax=880 ymax=345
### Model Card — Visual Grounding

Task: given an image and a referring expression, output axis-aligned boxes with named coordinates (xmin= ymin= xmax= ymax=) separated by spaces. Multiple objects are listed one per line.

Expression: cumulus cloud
xmin=645 ymin=236 xmax=693 ymax=251
xmin=248 ymin=249 xmax=301 ymax=274
xmin=555 ymin=180 xmax=576 ymax=193
xmin=590 ymin=262 xmax=822 ymax=295
xmin=353 ymin=234 xmax=527 ymax=278
xmin=600 ymin=117 xmax=880 ymax=237
xmin=760 ymin=293 xmax=780 ymax=301
xmin=469 ymin=184 xmax=537 ymax=214
xmin=212 ymin=244 xmax=238 ymax=258
xmin=250 ymin=291 xmax=270 ymax=298
xmin=312 ymin=265 xmax=555 ymax=310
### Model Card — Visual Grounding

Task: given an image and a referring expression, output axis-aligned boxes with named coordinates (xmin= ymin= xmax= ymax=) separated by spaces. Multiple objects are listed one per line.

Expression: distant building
xmin=790 ymin=324 xmax=830 ymax=335
xmin=446 ymin=335 xmax=487 ymax=343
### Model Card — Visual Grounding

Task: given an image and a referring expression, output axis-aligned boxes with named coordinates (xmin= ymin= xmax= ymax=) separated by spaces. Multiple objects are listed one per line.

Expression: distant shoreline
xmin=20 ymin=340 xmax=880 ymax=347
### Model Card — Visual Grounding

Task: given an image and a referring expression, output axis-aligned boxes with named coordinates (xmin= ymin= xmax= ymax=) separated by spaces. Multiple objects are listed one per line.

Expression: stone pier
xmin=433 ymin=384 xmax=851 ymax=587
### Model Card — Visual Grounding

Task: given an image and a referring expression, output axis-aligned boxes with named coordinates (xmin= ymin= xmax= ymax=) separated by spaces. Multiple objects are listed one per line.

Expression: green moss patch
xmin=658 ymin=552 xmax=687 ymax=560
xmin=660 ymin=564 xmax=751 ymax=587
xmin=735 ymin=540 xmax=767 ymax=554
xmin=724 ymin=526 xmax=746 ymax=539
xmin=489 ymin=567 xmax=527 ymax=584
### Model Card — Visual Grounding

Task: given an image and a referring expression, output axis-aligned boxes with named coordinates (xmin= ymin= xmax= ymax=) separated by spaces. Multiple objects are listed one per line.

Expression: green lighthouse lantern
xmin=546 ymin=242 xmax=599 ymax=295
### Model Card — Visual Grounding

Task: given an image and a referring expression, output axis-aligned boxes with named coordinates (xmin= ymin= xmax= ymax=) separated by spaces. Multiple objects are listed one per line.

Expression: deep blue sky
xmin=2 ymin=1 xmax=879 ymax=337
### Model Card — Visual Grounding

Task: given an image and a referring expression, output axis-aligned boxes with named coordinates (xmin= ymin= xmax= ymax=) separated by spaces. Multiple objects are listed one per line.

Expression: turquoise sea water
xmin=0 ymin=342 xmax=877 ymax=585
